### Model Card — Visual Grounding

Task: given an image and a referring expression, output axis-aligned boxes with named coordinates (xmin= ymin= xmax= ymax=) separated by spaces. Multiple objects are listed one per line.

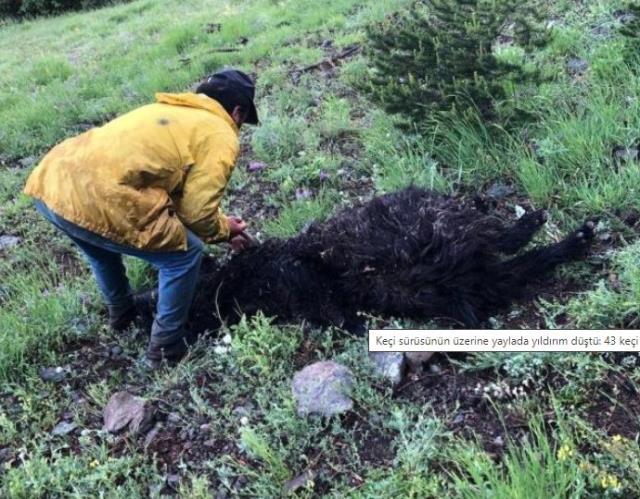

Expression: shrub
xmin=360 ymin=0 xmax=550 ymax=128
xmin=619 ymin=3 xmax=640 ymax=68
xmin=0 ymin=0 xmax=126 ymax=19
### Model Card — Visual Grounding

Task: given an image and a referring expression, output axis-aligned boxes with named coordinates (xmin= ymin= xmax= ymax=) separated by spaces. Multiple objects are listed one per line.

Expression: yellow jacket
xmin=24 ymin=92 xmax=239 ymax=251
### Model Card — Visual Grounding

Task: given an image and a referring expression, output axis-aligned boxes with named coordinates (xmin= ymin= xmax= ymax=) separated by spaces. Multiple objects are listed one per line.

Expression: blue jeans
xmin=35 ymin=200 xmax=204 ymax=344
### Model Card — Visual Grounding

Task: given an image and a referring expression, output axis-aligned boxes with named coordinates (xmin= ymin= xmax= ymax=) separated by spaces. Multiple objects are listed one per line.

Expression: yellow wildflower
xmin=579 ymin=461 xmax=592 ymax=472
xmin=612 ymin=434 xmax=623 ymax=444
xmin=89 ymin=459 xmax=100 ymax=468
xmin=600 ymin=473 xmax=621 ymax=490
xmin=557 ymin=444 xmax=574 ymax=462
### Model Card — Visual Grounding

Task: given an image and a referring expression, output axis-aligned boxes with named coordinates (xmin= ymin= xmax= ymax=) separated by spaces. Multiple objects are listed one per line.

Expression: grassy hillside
xmin=1 ymin=0 xmax=640 ymax=496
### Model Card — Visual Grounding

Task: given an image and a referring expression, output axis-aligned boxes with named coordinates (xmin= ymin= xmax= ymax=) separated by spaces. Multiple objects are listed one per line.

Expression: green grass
xmin=448 ymin=417 xmax=588 ymax=499
xmin=2 ymin=0 xmax=640 ymax=496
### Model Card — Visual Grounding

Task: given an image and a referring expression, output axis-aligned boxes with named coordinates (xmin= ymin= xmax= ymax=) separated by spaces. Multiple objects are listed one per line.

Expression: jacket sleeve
xmin=175 ymin=131 xmax=239 ymax=244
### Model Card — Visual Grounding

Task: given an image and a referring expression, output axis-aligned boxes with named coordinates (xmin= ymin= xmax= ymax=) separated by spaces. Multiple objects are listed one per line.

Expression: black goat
xmin=192 ymin=187 xmax=594 ymax=333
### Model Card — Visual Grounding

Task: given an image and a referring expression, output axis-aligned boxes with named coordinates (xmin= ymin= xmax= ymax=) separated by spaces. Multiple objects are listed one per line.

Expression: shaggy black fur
xmin=191 ymin=187 xmax=595 ymax=333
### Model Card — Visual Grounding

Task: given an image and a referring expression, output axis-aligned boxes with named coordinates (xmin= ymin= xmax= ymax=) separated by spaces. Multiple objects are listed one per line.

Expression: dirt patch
xmin=396 ymin=362 xmax=529 ymax=456
xmin=582 ymin=372 xmax=640 ymax=439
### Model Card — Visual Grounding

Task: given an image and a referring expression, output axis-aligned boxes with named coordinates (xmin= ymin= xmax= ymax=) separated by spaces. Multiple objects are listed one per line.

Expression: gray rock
xmin=103 ymin=391 xmax=155 ymax=435
xmin=566 ymin=57 xmax=589 ymax=76
xmin=52 ymin=421 xmax=78 ymax=436
xmin=247 ymin=160 xmax=267 ymax=172
xmin=166 ymin=473 xmax=180 ymax=490
xmin=613 ymin=146 xmax=639 ymax=164
xmin=614 ymin=9 xmax=637 ymax=24
xmin=452 ymin=413 xmax=465 ymax=425
xmin=143 ymin=424 xmax=161 ymax=449
xmin=284 ymin=469 xmax=315 ymax=494
xmin=167 ymin=412 xmax=181 ymax=424
xmin=0 ymin=447 xmax=12 ymax=462
xmin=39 ymin=366 xmax=66 ymax=383
xmin=405 ymin=352 xmax=435 ymax=371
xmin=0 ymin=235 xmax=21 ymax=251
xmin=486 ymin=182 xmax=515 ymax=199
xmin=295 ymin=187 xmax=313 ymax=200
xmin=18 ymin=156 xmax=36 ymax=168
xmin=429 ymin=362 xmax=443 ymax=374
xmin=232 ymin=404 xmax=253 ymax=418
xmin=369 ymin=352 xmax=406 ymax=386
xmin=292 ymin=361 xmax=354 ymax=417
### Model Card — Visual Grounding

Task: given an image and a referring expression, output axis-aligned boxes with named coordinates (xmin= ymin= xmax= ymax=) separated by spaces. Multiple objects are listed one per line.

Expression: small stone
xmin=239 ymin=416 xmax=249 ymax=426
xmin=429 ymin=362 xmax=442 ymax=374
xmin=103 ymin=391 xmax=155 ymax=435
xmin=144 ymin=425 xmax=160 ymax=449
xmin=222 ymin=334 xmax=232 ymax=344
xmin=292 ymin=361 xmax=354 ymax=417
xmin=405 ymin=352 xmax=435 ymax=372
xmin=284 ymin=469 xmax=315 ymax=494
xmin=39 ymin=366 xmax=66 ymax=383
xmin=492 ymin=435 xmax=505 ymax=447
xmin=514 ymin=205 xmax=526 ymax=219
xmin=233 ymin=476 xmax=249 ymax=490
xmin=166 ymin=473 xmax=180 ymax=489
xmin=613 ymin=145 xmax=639 ymax=165
xmin=295 ymin=187 xmax=313 ymax=200
xmin=614 ymin=9 xmax=637 ymax=24
xmin=452 ymin=413 xmax=465 ymax=425
xmin=18 ymin=156 xmax=36 ymax=168
xmin=0 ymin=235 xmax=21 ymax=251
xmin=52 ymin=421 xmax=78 ymax=436
xmin=204 ymin=438 xmax=217 ymax=448
xmin=0 ymin=447 xmax=12 ymax=462
xmin=566 ymin=57 xmax=589 ymax=76
xmin=232 ymin=406 xmax=250 ymax=418
xmin=167 ymin=412 xmax=181 ymax=424
xmin=247 ymin=160 xmax=267 ymax=172
xmin=369 ymin=352 xmax=406 ymax=386
xmin=486 ymin=182 xmax=515 ymax=199
xmin=199 ymin=423 xmax=211 ymax=432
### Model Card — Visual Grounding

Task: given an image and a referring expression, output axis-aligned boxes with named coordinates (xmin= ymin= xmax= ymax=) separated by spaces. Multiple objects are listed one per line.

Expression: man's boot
xmin=108 ymin=289 xmax=158 ymax=333
xmin=144 ymin=321 xmax=198 ymax=368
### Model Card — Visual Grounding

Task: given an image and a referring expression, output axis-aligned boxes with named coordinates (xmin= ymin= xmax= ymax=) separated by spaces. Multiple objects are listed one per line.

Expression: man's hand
xmin=230 ymin=232 xmax=256 ymax=253
xmin=226 ymin=215 xmax=254 ymax=253
xmin=227 ymin=215 xmax=247 ymax=237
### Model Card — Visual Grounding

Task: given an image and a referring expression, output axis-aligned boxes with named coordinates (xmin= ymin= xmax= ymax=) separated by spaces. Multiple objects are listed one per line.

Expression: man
xmin=23 ymin=69 xmax=258 ymax=365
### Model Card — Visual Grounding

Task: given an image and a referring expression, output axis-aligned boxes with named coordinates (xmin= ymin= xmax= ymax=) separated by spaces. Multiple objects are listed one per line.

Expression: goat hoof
xmin=580 ymin=220 xmax=596 ymax=240
xmin=536 ymin=209 xmax=549 ymax=224
xmin=521 ymin=209 xmax=547 ymax=227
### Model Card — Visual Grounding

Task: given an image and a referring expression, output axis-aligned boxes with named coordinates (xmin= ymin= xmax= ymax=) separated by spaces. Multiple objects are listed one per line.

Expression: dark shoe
xmin=108 ymin=290 xmax=158 ymax=333
xmin=133 ymin=289 xmax=158 ymax=334
xmin=144 ymin=325 xmax=198 ymax=368
xmin=108 ymin=305 xmax=138 ymax=332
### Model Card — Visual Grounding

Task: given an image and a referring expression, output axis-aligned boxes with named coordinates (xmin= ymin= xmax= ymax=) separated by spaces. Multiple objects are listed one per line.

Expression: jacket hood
xmin=155 ymin=92 xmax=239 ymax=134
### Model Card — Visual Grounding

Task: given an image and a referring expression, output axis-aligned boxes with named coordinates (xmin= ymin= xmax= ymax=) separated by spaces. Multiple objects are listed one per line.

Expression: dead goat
xmin=191 ymin=187 xmax=595 ymax=333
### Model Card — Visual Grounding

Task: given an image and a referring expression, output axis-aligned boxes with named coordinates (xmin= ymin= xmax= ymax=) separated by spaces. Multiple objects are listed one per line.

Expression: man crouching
xmin=23 ymin=69 xmax=258 ymax=367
